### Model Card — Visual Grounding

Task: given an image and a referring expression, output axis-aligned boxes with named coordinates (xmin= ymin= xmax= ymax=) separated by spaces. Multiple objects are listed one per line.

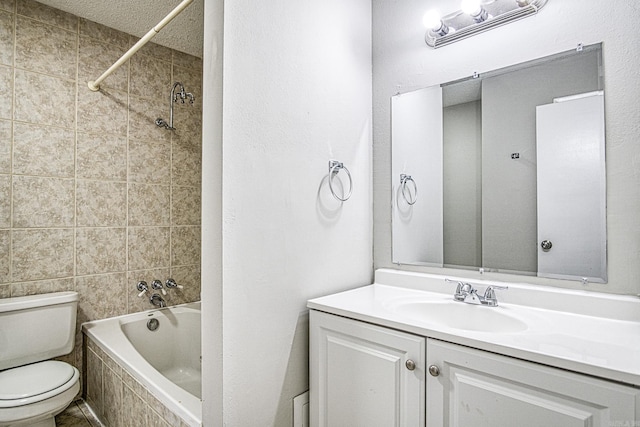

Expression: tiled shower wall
xmin=0 ymin=0 xmax=202 ymax=370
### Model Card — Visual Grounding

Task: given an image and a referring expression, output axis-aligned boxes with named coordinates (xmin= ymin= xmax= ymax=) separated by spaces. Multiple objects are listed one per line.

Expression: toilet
xmin=0 ymin=292 xmax=80 ymax=427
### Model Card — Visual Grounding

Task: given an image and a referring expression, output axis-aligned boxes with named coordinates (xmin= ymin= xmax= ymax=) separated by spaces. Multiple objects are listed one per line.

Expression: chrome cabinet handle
xmin=428 ymin=365 xmax=440 ymax=377
xmin=405 ymin=359 xmax=416 ymax=371
xmin=541 ymin=240 xmax=553 ymax=251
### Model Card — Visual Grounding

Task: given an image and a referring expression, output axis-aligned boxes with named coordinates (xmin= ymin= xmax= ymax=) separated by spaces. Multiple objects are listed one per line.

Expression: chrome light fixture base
xmin=425 ymin=0 xmax=548 ymax=48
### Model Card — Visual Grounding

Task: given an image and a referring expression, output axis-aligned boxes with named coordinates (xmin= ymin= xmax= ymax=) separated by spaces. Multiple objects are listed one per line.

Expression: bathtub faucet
xmin=150 ymin=293 xmax=166 ymax=308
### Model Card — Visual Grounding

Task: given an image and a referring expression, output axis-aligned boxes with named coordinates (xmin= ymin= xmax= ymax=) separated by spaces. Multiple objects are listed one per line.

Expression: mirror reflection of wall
xmin=393 ymin=44 xmax=607 ymax=282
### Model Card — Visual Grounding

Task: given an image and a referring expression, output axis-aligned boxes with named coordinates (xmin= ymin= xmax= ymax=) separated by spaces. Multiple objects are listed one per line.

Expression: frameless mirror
xmin=391 ymin=43 xmax=607 ymax=283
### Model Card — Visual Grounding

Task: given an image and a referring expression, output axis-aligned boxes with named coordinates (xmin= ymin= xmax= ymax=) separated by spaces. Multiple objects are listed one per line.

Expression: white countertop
xmin=307 ymin=269 xmax=640 ymax=387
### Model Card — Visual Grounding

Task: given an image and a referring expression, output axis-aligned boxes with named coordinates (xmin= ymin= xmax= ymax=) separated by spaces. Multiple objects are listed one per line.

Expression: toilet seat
xmin=0 ymin=361 xmax=79 ymax=408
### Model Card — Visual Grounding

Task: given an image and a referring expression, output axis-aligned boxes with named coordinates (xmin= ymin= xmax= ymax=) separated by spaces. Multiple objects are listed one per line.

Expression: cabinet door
xmin=426 ymin=339 xmax=640 ymax=427
xmin=310 ymin=310 xmax=426 ymax=427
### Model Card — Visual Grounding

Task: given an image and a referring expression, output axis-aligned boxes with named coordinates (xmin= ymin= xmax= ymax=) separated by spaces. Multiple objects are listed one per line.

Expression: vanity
xmin=308 ymin=269 xmax=640 ymax=426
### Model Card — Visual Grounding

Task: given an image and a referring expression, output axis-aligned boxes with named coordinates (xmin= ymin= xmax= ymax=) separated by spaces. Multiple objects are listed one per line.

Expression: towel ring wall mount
xmin=400 ymin=174 xmax=418 ymax=205
xmin=328 ymin=160 xmax=353 ymax=202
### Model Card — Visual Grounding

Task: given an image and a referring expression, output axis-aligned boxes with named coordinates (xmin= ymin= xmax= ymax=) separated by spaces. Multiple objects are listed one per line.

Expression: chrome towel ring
xmin=400 ymin=174 xmax=417 ymax=205
xmin=328 ymin=160 xmax=353 ymax=202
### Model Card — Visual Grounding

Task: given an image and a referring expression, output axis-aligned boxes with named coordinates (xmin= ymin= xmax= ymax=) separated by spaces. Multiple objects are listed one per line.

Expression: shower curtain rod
xmin=88 ymin=0 xmax=194 ymax=91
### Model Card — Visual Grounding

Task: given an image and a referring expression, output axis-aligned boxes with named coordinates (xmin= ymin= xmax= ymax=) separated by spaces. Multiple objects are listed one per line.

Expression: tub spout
xmin=150 ymin=293 xmax=166 ymax=308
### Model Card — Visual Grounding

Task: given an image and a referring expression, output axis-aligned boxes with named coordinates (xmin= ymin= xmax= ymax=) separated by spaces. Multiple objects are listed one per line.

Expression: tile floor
xmin=56 ymin=399 xmax=102 ymax=427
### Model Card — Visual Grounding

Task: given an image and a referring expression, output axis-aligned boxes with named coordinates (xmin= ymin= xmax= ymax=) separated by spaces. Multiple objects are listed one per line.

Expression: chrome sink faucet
xmin=447 ymin=279 xmax=508 ymax=307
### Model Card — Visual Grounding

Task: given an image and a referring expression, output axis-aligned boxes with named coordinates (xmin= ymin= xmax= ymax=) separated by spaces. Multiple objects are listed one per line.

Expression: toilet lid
xmin=0 ymin=361 xmax=75 ymax=400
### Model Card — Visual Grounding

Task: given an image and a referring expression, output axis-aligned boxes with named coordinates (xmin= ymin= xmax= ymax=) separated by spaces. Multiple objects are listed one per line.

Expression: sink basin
xmin=387 ymin=300 xmax=528 ymax=333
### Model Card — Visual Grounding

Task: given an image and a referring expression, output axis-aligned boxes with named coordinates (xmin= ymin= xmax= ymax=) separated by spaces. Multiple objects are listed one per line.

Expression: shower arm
xmin=156 ymin=82 xmax=195 ymax=131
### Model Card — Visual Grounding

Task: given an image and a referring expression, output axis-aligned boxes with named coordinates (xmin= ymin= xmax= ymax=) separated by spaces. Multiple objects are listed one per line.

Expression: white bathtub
xmin=82 ymin=302 xmax=201 ymax=426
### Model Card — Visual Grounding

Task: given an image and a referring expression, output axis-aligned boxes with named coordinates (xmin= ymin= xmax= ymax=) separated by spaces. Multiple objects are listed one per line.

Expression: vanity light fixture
xmin=424 ymin=0 xmax=548 ymax=48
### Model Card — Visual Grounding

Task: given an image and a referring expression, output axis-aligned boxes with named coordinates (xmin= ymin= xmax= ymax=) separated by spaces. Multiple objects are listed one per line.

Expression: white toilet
xmin=0 ymin=292 xmax=80 ymax=427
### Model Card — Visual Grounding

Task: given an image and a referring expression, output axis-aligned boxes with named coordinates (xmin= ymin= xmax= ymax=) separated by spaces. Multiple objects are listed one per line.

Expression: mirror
xmin=392 ymin=43 xmax=607 ymax=283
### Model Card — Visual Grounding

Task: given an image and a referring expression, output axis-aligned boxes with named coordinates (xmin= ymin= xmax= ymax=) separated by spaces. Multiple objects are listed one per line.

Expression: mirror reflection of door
xmin=536 ymin=92 xmax=606 ymax=282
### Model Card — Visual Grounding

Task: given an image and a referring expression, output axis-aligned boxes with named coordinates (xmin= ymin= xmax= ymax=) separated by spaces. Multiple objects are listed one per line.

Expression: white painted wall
xmin=202 ymin=0 xmax=372 ymax=425
xmin=373 ymin=0 xmax=640 ymax=295
xmin=201 ymin=0 xmax=223 ymax=424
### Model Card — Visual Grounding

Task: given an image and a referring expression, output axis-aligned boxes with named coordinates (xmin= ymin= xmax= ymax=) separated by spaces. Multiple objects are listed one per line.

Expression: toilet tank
xmin=0 ymin=292 xmax=78 ymax=371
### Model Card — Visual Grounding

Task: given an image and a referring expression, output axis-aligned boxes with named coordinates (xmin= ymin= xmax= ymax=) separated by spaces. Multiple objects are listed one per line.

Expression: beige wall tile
xmin=171 ymin=226 xmax=201 ymax=267
xmin=76 ymin=180 xmax=126 ymax=227
xmin=0 ymin=284 xmax=9 ymax=298
xmin=14 ymin=69 xmax=75 ymax=128
xmin=78 ymin=35 xmax=128 ymax=93
xmin=168 ymin=264 xmax=201 ymax=305
xmin=76 ymin=273 xmax=126 ymax=322
xmin=0 ymin=0 xmax=14 ymax=13
xmin=0 ymin=11 xmax=13 ymax=66
xmin=171 ymin=104 xmax=202 ymax=146
xmin=172 ymin=140 xmax=202 ymax=187
xmin=0 ymin=120 xmax=9 ymax=172
xmin=103 ymin=366 xmax=123 ymax=427
xmin=147 ymin=392 xmax=182 ymax=427
xmin=0 ymin=66 xmax=11 ymax=120
xmin=76 ymin=228 xmax=126 ymax=276
xmin=85 ymin=347 xmax=103 ymax=420
xmin=13 ymin=122 xmax=75 ymax=177
xmin=126 ymin=268 xmax=169 ymax=313
xmin=128 ymin=95 xmax=171 ymax=143
xmin=0 ymin=229 xmax=8 ymax=282
xmin=12 ymin=229 xmax=74 ymax=281
xmin=173 ymin=50 xmax=202 ymax=71
xmin=122 ymin=383 xmax=148 ymax=427
xmin=15 ymin=15 xmax=77 ymax=79
xmin=0 ymin=175 xmax=9 ymax=228
xmin=128 ymin=183 xmax=170 ymax=226
xmin=10 ymin=277 xmax=74 ymax=296
xmin=128 ymin=227 xmax=169 ymax=271
xmin=76 ymin=132 xmax=127 ymax=181
xmin=79 ymin=18 xmax=128 ymax=48
xmin=17 ymin=0 xmax=77 ymax=31
xmin=77 ymin=86 xmax=128 ymax=136
xmin=11 ymin=229 xmax=73 ymax=282
xmin=128 ymin=138 xmax=171 ymax=184
xmin=12 ymin=176 xmax=74 ymax=227
xmin=172 ymin=185 xmax=201 ymax=226
xmin=130 ymin=53 xmax=171 ymax=100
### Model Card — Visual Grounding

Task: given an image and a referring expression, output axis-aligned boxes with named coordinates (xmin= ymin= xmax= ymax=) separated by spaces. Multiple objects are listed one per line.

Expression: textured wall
xmin=373 ymin=0 xmax=640 ymax=295
xmin=0 ymin=0 xmax=202 ymax=372
xmin=217 ymin=0 xmax=372 ymax=424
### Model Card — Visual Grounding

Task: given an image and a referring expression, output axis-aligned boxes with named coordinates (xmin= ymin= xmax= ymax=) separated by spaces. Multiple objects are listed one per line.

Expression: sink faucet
xmin=150 ymin=293 xmax=166 ymax=308
xmin=447 ymin=279 xmax=508 ymax=307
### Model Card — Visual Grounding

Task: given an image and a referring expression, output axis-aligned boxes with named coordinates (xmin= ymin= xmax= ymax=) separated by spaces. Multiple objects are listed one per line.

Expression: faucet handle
xmin=136 ymin=281 xmax=148 ymax=298
xmin=483 ymin=285 xmax=508 ymax=306
xmin=166 ymin=278 xmax=184 ymax=289
xmin=151 ymin=279 xmax=167 ymax=296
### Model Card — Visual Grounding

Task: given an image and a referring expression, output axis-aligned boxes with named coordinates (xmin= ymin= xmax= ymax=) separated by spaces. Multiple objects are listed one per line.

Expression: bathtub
xmin=82 ymin=302 xmax=201 ymax=426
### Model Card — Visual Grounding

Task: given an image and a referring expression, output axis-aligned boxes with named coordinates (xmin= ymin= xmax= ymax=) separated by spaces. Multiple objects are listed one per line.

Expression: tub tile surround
xmin=0 ymin=0 xmax=202 ymax=390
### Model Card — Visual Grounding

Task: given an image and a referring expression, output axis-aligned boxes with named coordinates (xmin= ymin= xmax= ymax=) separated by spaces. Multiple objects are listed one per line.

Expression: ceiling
xmin=36 ymin=0 xmax=204 ymax=58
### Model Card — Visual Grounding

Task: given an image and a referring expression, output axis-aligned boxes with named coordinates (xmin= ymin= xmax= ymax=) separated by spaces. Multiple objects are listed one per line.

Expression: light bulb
xmin=422 ymin=10 xmax=442 ymax=30
xmin=461 ymin=0 xmax=482 ymax=15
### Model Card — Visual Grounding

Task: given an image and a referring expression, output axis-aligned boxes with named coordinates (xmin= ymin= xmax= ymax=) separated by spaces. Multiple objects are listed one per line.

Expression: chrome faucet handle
xmin=447 ymin=279 xmax=474 ymax=301
xmin=165 ymin=278 xmax=184 ymax=289
xmin=483 ymin=285 xmax=509 ymax=307
xmin=136 ymin=281 xmax=148 ymax=298
xmin=151 ymin=279 xmax=167 ymax=296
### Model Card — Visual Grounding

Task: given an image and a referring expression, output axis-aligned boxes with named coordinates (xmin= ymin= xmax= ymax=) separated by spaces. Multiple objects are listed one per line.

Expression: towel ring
xmin=328 ymin=160 xmax=353 ymax=202
xmin=400 ymin=174 xmax=417 ymax=205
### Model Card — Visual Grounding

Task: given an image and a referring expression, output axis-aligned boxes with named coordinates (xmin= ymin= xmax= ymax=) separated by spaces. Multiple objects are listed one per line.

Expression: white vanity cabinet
xmin=427 ymin=338 xmax=640 ymax=426
xmin=310 ymin=310 xmax=426 ymax=427
xmin=310 ymin=310 xmax=640 ymax=427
